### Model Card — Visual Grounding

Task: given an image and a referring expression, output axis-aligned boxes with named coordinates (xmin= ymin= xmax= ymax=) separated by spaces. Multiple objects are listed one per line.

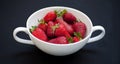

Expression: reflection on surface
xmin=14 ymin=47 xmax=97 ymax=64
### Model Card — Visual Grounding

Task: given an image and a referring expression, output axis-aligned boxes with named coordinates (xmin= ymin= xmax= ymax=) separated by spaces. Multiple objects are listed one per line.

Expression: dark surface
xmin=0 ymin=0 xmax=119 ymax=64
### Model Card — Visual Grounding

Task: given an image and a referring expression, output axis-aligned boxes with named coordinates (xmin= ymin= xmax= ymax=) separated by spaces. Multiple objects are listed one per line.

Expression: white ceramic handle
xmin=13 ymin=27 xmax=34 ymax=45
xmin=88 ymin=26 xmax=105 ymax=43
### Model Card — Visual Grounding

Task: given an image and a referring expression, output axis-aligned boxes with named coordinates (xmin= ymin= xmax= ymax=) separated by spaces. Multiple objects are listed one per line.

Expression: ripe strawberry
xmin=73 ymin=32 xmax=83 ymax=42
xmin=46 ymin=21 xmax=55 ymax=38
xmin=55 ymin=18 xmax=74 ymax=35
xmin=30 ymin=26 xmax=48 ymax=41
xmin=44 ymin=11 xmax=57 ymax=22
xmin=72 ymin=22 xmax=86 ymax=38
xmin=38 ymin=19 xmax=47 ymax=32
xmin=73 ymin=37 xmax=79 ymax=42
xmin=48 ymin=36 xmax=68 ymax=44
xmin=54 ymin=23 xmax=71 ymax=37
xmin=63 ymin=12 xmax=76 ymax=24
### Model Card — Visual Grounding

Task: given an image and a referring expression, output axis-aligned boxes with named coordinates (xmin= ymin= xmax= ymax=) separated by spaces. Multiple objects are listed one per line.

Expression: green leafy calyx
xmin=67 ymin=37 xmax=73 ymax=43
xmin=30 ymin=26 xmax=37 ymax=33
xmin=55 ymin=9 xmax=67 ymax=17
xmin=38 ymin=19 xmax=46 ymax=24
xmin=51 ymin=24 xmax=59 ymax=32
xmin=74 ymin=32 xmax=82 ymax=39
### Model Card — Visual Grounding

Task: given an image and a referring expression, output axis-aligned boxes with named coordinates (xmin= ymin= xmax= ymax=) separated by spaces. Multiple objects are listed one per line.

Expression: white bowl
xmin=13 ymin=6 xmax=105 ymax=56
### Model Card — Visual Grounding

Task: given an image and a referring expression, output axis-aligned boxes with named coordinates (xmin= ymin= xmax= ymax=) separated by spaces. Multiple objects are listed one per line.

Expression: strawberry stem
xmin=30 ymin=26 xmax=37 ymax=33
xmin=55 ymin=9 xmax=67 ymax=17
xmin=67 ymin=36 xmax=73 ymax=43
xmin=38 ymin=19 xmax=46 ymax=24
xmin=60 ymin=9 xmax=67 ymax=17
xmin=74 ymin=32 xmax=82 ymax=39
xmin=51 ymin=24 xmax=59 ymax=32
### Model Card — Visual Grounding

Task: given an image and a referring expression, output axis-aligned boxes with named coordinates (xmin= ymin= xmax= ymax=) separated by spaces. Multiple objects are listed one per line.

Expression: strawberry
xmin=63 ymin=12 xmax=76 ymax=24
xmin=44 ymin=11 xmax=57 ymax=22
xmin=73 ymin=37 xmax=79 ymax=42
xmin=38 ymin=19 xmax=47 ymax=32
xmin=73 ymin=32 xmax=82 ymax=42
xmin=54 ymin=23 xmax=71 ymax=37
xmin=48 ymin=36 xmax=68 ymax=44
xmin=72 ymin=22 xmax=86 ymax=38
xmin=30 ymin=26 xmax=48 ymax=41
xmin=46 ymin=21 xmax=55 ymax=38
xmin=55 ymin=18 xmax=74 ymax=35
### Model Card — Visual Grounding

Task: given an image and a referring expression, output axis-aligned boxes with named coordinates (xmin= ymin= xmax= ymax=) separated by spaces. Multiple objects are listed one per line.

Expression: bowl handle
xmin=13 ymin=27 xmax=34 ymax=45
xmin=87 ymin=26 xmax=105 ymax=43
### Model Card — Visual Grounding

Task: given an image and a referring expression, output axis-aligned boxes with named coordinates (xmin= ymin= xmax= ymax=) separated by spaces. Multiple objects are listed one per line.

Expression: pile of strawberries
xmin=30 ymin=9 xmax=86 ymax=44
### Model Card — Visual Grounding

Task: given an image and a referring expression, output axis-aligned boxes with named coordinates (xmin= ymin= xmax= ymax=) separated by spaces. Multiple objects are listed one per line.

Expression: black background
xmin=0 ymin=0 xmax=119 ymax=64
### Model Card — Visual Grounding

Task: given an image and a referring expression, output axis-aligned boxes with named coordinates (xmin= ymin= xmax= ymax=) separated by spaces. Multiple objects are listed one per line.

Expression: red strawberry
xmin=48 ymin=36 xmax=68 ymax=44
xmin=73 ymin=37 xmax=80 ymax=42
xmin=54 ymin=23 xmax=71 ymax=37
xmin=38 ymin=19 xmax=47 ymax=32
xmin=30 ymin=26 xmax=48 ymax=41
xmin=72 ymin=22 xmax=86 ymax=38
xmin=46 ymin=21 xmax=55 ymax=38
xmin=44 ymin=11 xmax=57 ymax=22
xmin=55 ymin=18 xmax=74 ymax=35
xmin=63 ymin=12 xmax=76 ymax=24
